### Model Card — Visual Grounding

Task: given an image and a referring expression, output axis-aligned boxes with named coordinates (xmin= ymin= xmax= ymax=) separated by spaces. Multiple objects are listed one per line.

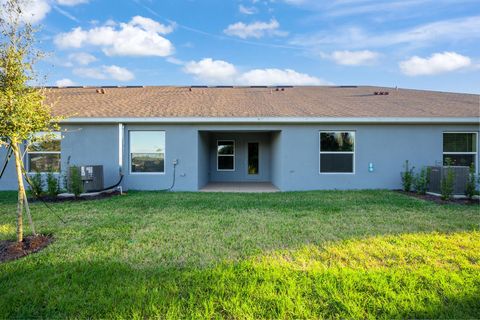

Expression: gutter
xmin=60 ymin=117 xmax=480 ymax=125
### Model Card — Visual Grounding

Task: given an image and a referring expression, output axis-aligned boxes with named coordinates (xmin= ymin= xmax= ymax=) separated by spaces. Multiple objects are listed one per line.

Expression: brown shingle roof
xmin=46 ymin=86 xmax=480 ymax=119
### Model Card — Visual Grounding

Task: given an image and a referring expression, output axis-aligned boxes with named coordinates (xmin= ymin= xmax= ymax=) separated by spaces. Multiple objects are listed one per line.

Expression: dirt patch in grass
xmin=28 ymin=190 xmax=123 ymax=203
xmin=0 ymin=235 xmax=53 ymax=263
xmin=397 ymin=191 xmax=480 ymax=205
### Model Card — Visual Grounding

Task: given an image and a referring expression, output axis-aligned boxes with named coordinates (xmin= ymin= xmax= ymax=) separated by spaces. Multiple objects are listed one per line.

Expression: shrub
xmin=401 ymin=160 xmax=415 ymax=192
xmin=29 ymin=172 xmax=43 ymax=196
xmin=465 ymin=163 xmax=478 ymax=200
xmin=414 ymin=167 xmax=431 ymax=195
xmin=68 ymin=166 xmax=83 ymax=197
xmin=440 ymin=161 xmax=455 ymax=201
xmin=46 ymin=171 xmax=60 ymax=197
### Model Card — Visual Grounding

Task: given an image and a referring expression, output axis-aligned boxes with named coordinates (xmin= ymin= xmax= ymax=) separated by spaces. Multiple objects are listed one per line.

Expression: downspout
xmin=118 ymin=123 xmax=124 ymax=192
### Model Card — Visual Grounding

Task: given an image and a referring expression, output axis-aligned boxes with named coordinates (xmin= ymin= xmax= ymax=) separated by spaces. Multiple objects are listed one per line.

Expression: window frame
xmin=442 ymin=131 xmax=478 ymax=173
xmin=27 ymin=132 xmax=62 ymax=174
xmin=217 ymin=140 xmax=235 ymax=172
xmin=129 ymin=130 xmax=166 ymax=175
xmin=319 ymin=131 xmax=356 ymax=175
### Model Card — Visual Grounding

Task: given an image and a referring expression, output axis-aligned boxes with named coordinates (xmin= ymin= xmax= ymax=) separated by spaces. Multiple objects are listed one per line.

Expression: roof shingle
xmin=46 ymin=86 xmax=480 ymax=118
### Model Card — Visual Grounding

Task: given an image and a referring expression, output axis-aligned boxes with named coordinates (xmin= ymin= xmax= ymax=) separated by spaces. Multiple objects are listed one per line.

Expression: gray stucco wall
xmin=270 ymin=131 xmax=282 ymax=190
xmin=198 ymin=131 xmax=210 ymax=189
xmin=62 ymin=124 xmax=120 ymax=188
xmin=275 ymin=124 xmax=479 ymax=191
xmin=0 ymin=123 xmax=478 ymax=192
xmin=123 ymin=125 xmax=198 ymax=191
xmin=0 ymin=145 xmax=16 ymax=191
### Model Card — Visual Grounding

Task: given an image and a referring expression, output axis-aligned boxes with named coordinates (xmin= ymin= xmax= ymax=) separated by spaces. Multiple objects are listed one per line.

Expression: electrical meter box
xmin=80 ymin=165 xmax=104 ymax=192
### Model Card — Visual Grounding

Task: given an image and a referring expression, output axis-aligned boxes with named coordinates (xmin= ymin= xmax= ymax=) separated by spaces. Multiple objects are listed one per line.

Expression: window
xmin=443 ymin=132 xmax=477 ymax=170
xmin=217 ymin=140 xmax=235 ymax=171
xmin=320 ymin=131 xmax=355 ymax=173
xmin=130 ymin=131 xmax=165 ymax=173
xmin=27 ymin=132 xmax=61 ymax=173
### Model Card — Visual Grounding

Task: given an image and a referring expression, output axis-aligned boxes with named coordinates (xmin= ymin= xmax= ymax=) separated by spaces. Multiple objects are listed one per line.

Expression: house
xmin=0 ymin=85 xmax=479 ymax=192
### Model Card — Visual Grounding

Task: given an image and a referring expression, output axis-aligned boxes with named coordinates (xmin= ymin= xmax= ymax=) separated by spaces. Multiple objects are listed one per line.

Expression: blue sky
xmin=23 ymin=0 xmax=480 ymax=93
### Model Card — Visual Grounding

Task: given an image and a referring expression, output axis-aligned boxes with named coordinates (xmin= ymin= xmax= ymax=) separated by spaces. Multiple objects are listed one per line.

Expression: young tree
xmin=0 ymin=0 xmax=61 ymax=242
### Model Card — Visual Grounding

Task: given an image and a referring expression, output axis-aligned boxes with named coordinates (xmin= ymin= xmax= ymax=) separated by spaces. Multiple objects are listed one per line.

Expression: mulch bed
xmin=28 ymin=190 xmax=123 ymax=203
xmin=397 ymin=190 xmax=480 ymax=205
xmin=0 ymin=235 xmax=53 ymax=263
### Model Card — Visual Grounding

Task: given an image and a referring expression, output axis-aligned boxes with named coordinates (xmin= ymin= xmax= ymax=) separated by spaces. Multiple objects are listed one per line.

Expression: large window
xmin=27 ymin=132 xmax=61 ymax=173
xmin=130 ymin=131 xmax=165 ymax=173
xmin=320 ymin=131 xmax=355 ymax=173
xmin=217 ymin=140 xmax=235 ymax=171
xmin=443 ymin=132 xmax=477 ymax=170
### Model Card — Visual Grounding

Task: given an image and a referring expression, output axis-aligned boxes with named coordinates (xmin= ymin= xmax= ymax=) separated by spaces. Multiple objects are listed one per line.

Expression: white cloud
xmin=6 ymin=0 xmax=52 ymax=24
xmin=399 ymin=52 xmax=472 ymax=76
xmin=0 ymin=0 xmax=88 ymax=24
xmin=73 ymin=65 xmax=134 ymax=82
xmin=54 ymin=16 xmax=175 ymax=57
xmin=56 ymin=0 xmax=88 ymax=6
xmin=224 ymin=19 xmax=287 ymax=39
xmin=129 ymin=15 xmax=175 ymax=34
xmin=55 ymin=78 xmax=76 ymax=86
xmin=327 ymin=50 xmax=380 ymax=66
xmin=290 ymin=16 xmax=480 ymax=49
xmin=183 ymin=58 xmax=238 ymax=83
xmin=239 ymin=4 xmax=257 ymax=15
xmin=183 ymin=58 xmax=329 ymax=85
xmin=68 ymin=52 xmax=97 ymax=65
xmin=102 ymin=65 xmax=135 ymax=81
xmin=281 ymin=0 xmax=477 ymax=18
xmin=51 ymin=4 xmax=79 ymax=22
xmin=166 ymin=57 xmax=185 ymax=65
xmin=282 ymin=0 xmax=308 ymax=4
xmin=73 ymin=67 xmax=106 ymax=80
xmin=238 ymin=68 xmax=327 ymax=86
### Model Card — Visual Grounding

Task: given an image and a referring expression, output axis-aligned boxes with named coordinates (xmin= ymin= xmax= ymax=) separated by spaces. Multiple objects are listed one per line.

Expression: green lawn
xmin=0 ymin=190 xmax=479 ymax=319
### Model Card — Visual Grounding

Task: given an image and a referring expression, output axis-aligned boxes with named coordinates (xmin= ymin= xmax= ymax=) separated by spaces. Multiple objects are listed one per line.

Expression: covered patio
xmin=197 ymin=130 xmax=281 ymax=190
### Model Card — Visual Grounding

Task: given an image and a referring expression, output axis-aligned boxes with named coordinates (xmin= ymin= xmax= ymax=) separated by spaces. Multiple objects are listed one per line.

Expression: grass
xmin=0 ymin=190 xmax=479 ymax=319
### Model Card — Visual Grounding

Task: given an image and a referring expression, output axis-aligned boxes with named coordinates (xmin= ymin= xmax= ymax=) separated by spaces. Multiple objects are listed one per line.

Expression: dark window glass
xmin=218 ymin=156 xmax=234 ymax=170
xmin=218 ymin=141 xmax=234 ymax=155
xmin=443 ymin=133 xmax=476 ymax=152
xmin=320 ymin=154 xmax=354 ymax=173
xmin=443 ymin=154 xmax=475 ymax=168
xmin=248 ymin=143 xmax=259 ymax=174
xmin=320 ymin=132 xmax=355 ymax=152
xmin=131 ymin=153 xmax=165 ymax=173
xmin=28 ymin=154 xmax=61 ymax=172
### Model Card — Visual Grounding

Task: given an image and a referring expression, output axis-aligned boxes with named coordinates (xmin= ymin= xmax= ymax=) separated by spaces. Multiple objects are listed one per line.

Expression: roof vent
xmin=374 ymin=91 xmax=389 ymax=95
xmin=96 ymin=88 xmax=106 ymax=94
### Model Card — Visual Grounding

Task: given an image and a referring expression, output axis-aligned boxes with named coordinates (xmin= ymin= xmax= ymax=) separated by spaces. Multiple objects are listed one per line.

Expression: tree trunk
xmin=12 ymin=142 xmax=25 ymax=243
xmin=23 ymin=188 xmax=36 ymax=236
